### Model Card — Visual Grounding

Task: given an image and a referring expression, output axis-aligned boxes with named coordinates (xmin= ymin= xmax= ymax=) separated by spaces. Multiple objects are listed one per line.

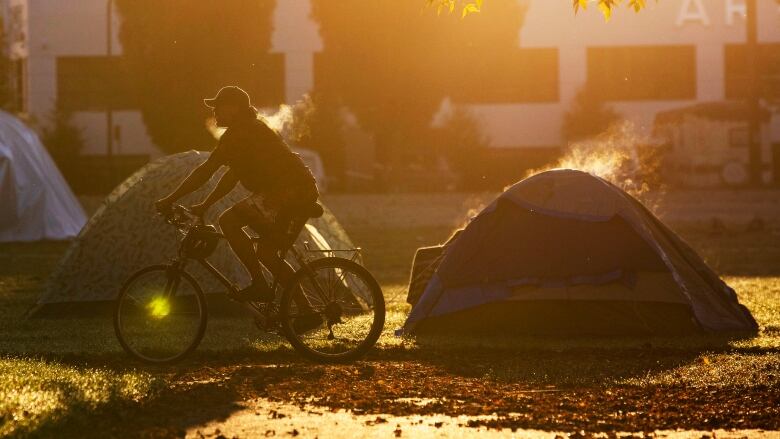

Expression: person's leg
xmin=218 ymin=204 xmax=264 ymax=284
xmin=255 ymin=245 xmax=314 ymax=312
xmin=255 ymin=245 xmax=293 ymax=285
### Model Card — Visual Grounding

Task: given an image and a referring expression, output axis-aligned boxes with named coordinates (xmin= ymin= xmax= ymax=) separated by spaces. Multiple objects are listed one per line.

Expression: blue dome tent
xmin=401 ymin=170 xmax=757 ymax=336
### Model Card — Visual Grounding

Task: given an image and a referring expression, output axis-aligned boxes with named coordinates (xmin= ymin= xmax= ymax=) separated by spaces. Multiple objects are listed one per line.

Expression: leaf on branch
xmin=598 ymin=4 xmax=611 ymax=21
xmin=628 ymin=0 xmax=647 ymax=12
xmin=426 ymin=0 xmax=480 ymax=18
xmin=573 ymin=0 xmax=588 ymax=14
xmin=461 ymin=3 xmax=480 ymax=18
xmin=598 ymin=0 xmax=618 ymax=21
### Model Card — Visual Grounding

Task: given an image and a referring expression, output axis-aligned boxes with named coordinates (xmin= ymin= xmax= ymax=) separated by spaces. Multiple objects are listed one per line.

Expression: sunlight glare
xmin=146 ymin=296 xmax=171 ymax=319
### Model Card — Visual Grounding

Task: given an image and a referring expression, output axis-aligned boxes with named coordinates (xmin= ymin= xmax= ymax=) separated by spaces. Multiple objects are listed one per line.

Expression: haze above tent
xmin=37 ymin=151 xmax=354 ymax=314
xmin=402 ymin=169 xmax=757 ymax=336
xmin=0 ymin=111 xmax=86 ymax=242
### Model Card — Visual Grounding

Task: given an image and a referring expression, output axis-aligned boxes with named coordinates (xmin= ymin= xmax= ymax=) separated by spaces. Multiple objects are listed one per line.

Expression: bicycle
xmin=113 ymin=204 xmax=385 ymax=364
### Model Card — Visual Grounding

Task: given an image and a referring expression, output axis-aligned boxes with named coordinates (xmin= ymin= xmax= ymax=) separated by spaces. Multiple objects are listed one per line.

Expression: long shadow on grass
xmin=25 ymin=377 xmax=243 ymax=439
xmin=15 ymin=329 xmax=776 ymax=437
xmin=31 ymin=329 xmax=770 ymax=388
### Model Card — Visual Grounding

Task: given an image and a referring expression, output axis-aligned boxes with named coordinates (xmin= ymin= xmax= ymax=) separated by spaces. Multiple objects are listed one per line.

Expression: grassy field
xmin=0 ymin=192 xmax=779 ymax=437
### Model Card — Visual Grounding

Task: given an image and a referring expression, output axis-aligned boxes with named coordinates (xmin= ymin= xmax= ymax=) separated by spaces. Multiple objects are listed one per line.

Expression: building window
xmin=314 ymin=48 xmax=559 ymax=105
xmin=56 ymin=56 xmax=137 ymax=111
xmin=58 ymin=54 xmax=285 ymax=112
xmin=587 ymin=46 xmax=697 ymax=101
xmin=448 ymin=48 xmax=559 ymax=104
xmin=724 ymin=43 xmax=780 ymax=100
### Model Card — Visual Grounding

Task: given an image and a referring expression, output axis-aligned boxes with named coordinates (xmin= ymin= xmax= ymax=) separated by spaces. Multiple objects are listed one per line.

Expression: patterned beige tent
xmin=36 ymin=151 xmax=354 ymax=314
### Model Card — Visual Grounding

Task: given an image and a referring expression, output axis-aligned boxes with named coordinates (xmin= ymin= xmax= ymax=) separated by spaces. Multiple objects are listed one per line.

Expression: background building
xmin=2 ymin=0 xmax=779 ymax=190
xmin=467 ymin=0 xmax=780 ymax=149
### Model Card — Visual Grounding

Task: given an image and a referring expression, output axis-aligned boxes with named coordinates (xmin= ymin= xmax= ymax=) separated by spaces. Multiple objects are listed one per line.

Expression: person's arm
xmin=189 ymin=169 xmax=239 ymax=216
xmin=155 ymin=154 xmax=223 ymax=211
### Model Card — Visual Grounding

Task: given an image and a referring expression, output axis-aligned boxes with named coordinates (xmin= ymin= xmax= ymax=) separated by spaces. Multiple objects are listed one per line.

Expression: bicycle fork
xmin=164 ymin=261 xmax=184 ymax=298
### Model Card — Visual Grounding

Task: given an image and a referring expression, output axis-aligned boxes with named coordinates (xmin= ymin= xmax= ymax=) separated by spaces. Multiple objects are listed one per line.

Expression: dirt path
xmin=185 ymin=399 xmax=780 ymax=438
xmin=186 ymin=399 xmax=546 ymax=438
xmin=153 ymin=359 xmax=780 ymax=438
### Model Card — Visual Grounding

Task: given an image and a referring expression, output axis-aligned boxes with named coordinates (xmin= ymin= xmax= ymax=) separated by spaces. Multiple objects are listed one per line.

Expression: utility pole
xmin=746 ymin=0 xmax=762 ymax=186
xmin=106 ymin=0 xmax=114 ymax=189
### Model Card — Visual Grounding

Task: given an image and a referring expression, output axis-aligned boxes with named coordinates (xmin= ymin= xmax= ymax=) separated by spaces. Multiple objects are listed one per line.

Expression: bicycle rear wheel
xmin=114 ymin=265 xmax=207 ymax=364
xmin=279 ymin=257 xmax=385 ymax=363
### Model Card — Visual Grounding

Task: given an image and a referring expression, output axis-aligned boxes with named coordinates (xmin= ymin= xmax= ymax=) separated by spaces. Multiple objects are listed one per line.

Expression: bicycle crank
xmin=251 ymin=303 xmax=281 ymax=333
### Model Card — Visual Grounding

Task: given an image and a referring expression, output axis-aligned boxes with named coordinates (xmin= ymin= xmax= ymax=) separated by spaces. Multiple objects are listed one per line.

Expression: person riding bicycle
xmin=155 ymin=86 xmax=320 ymax=314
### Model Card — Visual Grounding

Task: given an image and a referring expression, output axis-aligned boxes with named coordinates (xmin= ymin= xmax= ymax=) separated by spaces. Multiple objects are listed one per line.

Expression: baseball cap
xmin=203 ymin=86 xmax=251 ymax=108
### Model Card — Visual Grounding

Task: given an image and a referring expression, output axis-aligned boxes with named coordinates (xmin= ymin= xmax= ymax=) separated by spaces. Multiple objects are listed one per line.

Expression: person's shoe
xmin=293 ymin=312 xmax=323 ymax=334
xmin=228 ymin=282 xmax=274 ymax=303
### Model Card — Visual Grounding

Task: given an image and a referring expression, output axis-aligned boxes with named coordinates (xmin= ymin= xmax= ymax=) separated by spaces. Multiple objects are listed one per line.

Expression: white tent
xmin=0 ymin=111 xmax=86 ymax=242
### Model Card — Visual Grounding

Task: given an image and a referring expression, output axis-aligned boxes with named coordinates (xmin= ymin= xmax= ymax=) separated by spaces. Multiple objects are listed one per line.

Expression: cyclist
xmin=155 ymin=86 xmax=321 ymax=330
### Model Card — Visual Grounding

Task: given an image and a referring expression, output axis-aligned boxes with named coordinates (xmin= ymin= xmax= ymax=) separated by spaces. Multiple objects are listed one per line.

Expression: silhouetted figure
xmin=156 ymin=86 xmax=319 ymax=309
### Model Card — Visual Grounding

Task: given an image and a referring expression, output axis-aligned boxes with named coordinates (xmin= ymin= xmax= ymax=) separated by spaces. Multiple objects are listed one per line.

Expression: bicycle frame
xmin=168 ymin=233 xmax=358 ymax=324
xmin=162 ymin=204 xmax=363 ymax=321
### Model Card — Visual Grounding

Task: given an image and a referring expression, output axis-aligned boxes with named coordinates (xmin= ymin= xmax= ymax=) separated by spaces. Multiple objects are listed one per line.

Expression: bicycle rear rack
xmin=302 ymin=241 xmax=362 ymax=262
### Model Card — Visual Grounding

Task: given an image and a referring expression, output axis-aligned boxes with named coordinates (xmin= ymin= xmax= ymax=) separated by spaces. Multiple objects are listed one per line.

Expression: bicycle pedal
xmin=253 ymin=305 xmax=281 ymax=333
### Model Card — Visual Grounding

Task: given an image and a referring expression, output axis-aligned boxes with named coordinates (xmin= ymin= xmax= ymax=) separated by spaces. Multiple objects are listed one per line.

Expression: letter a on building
xmin=677 ymin=0 xmax=711 ymax=26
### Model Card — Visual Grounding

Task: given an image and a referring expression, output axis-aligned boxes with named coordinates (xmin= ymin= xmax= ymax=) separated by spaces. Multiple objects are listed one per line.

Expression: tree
xmin=563 ymin=86 xmax=622 ymax=142
xmin=42 ymin=104 xmax=84 ymax=156
xmin=0 ymin=18 xmax=15 ymax=111
xmin=41 ymin=102 xmax=86 ymax=186
xmin=290 ymin=93 xmax=348 ymax=188
xmin=312 ymin=0 xmax=526 ymax=176
xmin=434 ymin=106 xmax=491 ymax=190
xmin=115 ymin=0 xmax=277 ymax=154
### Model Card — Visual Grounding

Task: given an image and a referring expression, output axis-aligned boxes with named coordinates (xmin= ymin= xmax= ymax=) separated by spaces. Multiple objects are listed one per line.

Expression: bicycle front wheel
xmin=280 ymin=257 xmax=385 ymax=363
xmin=114 ymin=265 xmax=207 ymax=364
